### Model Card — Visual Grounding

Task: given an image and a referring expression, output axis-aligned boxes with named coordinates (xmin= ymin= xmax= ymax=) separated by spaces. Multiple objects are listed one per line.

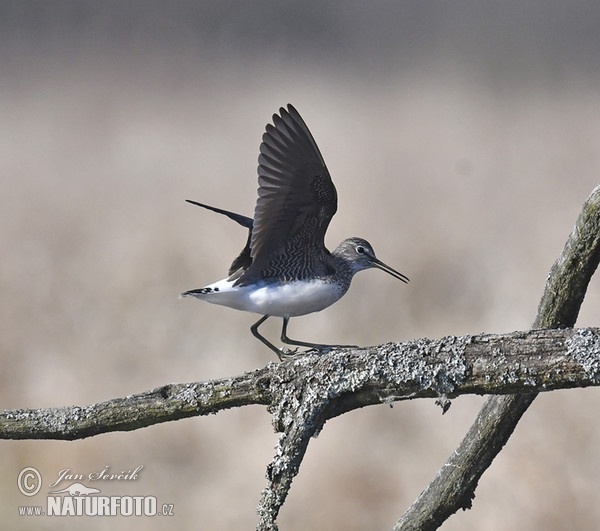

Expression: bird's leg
xmin=280 ymin=317 xmax=359 ymax=352
xmin=250 ymin=315 xmax=291 ymax=361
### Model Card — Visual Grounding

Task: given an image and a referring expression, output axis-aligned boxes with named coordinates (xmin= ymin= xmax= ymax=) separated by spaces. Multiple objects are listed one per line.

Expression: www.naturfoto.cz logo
xmin=17 ymin=465 xmax=175 ymax=518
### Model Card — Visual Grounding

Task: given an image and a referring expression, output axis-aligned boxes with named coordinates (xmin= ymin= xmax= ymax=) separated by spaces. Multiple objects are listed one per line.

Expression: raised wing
xmin=239 ymin=104 xmax=337 ymax=283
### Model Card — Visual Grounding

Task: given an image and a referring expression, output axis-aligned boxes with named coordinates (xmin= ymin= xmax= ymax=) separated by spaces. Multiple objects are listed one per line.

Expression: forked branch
xmin=394 ymin=185 xmax=600 ymax=531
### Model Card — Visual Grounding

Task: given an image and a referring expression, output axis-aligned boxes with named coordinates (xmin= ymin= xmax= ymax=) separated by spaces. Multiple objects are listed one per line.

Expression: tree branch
xmin=2 ymin=328 xmax=600 ymax=441
xmin=3 ymin=330 xmax=600 ymax=530
xmin=0 ymin=372 xmax=271 ymax=440
xmin=393 ymin=185 xmax=600 ymax=531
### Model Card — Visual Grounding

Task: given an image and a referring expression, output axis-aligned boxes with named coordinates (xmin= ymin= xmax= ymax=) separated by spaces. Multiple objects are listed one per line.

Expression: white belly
xmin=183 ymin=277 xmax=345 ymax=317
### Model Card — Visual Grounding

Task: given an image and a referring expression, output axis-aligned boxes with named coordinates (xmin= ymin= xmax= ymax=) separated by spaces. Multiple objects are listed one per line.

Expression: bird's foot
xmin=310 ymin=344 xmax=359 ymax=354
xmin=278 ymin=347 xmax=324 ymax=359
xmin=279 ymin=347 xmax=302 ymax=359
xmin=278 ymin=343 xmax=359 ymax=360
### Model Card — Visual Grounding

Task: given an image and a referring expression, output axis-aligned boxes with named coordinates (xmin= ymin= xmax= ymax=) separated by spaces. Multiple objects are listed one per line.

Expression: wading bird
xmin=182 ymin=104 xmax=408 ymax=359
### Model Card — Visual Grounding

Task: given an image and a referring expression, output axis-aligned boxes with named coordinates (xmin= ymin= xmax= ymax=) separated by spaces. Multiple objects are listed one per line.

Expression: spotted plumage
xmin=182 ymin=104 xmax=408 ymax=360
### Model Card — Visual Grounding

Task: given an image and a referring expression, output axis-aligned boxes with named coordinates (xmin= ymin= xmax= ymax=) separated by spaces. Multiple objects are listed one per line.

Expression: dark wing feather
xmin=186 ymin=199 xmax=253 ymax=276
xmin=239 ymin=104 xmax=337 ymax=283
xmin=185 ymin=199 xmax=253 ymax=228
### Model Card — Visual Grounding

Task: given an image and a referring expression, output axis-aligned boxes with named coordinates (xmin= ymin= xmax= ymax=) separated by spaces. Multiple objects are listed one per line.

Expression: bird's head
xmin=333 ymin=237 xmax=409 ymax=282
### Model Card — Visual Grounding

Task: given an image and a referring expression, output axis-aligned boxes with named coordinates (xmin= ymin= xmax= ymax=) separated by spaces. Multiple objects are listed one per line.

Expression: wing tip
xmin=274 ymin=103 xmax=302 ymax=126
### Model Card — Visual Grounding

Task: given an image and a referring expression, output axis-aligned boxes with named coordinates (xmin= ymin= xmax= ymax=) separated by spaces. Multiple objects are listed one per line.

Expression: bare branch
xmin=2 ymin=329 xmax=600 ymax=440
xmin=394 ymin=185 xmax=600 ymax=531
xmin=0 ymin=371 xmax=272 ymax=440
xmin=3 ymin=328 xmax=600 ymax=530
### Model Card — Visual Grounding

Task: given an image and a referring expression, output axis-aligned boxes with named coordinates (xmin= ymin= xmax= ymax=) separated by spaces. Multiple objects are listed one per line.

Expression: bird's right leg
xmin=280 ymin=317 xmax=358 ymax=352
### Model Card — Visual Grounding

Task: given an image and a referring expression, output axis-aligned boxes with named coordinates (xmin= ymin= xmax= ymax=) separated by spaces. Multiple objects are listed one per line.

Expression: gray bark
xmin=1 ymin=327 xmax=599 ymax=443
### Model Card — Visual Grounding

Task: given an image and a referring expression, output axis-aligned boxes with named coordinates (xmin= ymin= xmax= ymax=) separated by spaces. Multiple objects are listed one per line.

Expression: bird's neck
xmin=328 ymin=252 xmax=357 ymax=290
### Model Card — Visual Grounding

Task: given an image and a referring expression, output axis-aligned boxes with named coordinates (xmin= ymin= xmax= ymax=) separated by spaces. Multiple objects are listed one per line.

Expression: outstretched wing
xmin=239 ymin=104 xmax=337 ymax=283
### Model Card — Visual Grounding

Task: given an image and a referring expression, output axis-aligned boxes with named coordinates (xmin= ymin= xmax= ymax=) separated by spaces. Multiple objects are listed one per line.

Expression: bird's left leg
xmin=279 ymin=317 xmax=358 ymax=353
xmin=250 ymin=315 xmax=286 ymax=361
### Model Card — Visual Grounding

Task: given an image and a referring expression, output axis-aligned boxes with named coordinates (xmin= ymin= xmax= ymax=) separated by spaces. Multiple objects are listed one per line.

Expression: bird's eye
xmin=356 ymin=246 xmax=365 ymax=254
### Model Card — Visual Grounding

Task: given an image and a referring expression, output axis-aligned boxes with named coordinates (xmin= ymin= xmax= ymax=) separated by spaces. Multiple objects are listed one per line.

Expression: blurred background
xmin=1 ymin=1 xmax=600 ymax=529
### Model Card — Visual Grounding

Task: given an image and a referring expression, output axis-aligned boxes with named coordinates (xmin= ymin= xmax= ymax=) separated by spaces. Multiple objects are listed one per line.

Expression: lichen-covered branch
xmin=2 ymin=328 xmax=600 ymax=442
xmin=255 ymin=326 xmax=600 ymax=530
xmin=0 ymin=372 xmax=272 ymax=440
xmin=1 ymin=335 xmax=600 ymax=531
xmin=394 ymin=185 xmax=600 ymax=531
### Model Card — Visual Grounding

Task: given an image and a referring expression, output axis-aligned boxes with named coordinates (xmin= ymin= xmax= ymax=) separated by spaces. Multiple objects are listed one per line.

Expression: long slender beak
xmin=371 ymin=257 xmax=409 ymax=283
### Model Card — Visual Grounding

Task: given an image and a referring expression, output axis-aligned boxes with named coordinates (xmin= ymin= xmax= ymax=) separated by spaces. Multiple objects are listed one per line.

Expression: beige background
xmin=2 ymin=2 xmax=600 ymax=529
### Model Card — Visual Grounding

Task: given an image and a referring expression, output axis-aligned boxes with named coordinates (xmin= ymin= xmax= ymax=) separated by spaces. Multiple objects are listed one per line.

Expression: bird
xmin=181 ymin=104 xmax=409 ymax=360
